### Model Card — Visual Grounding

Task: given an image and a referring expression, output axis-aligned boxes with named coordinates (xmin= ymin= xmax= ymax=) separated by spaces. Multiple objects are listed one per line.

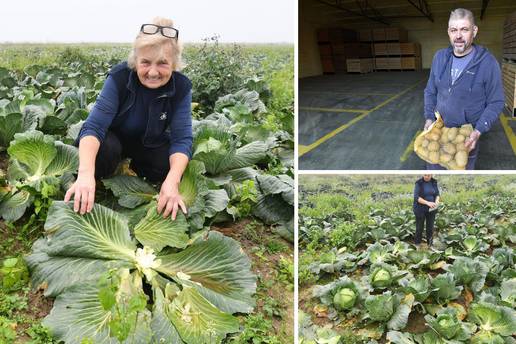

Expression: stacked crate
xmin=361 ymin=28 xmax=422 ymax=71
xmin=317 ymin=28 xmax=372 ymax=73
xmin=502 ymin=11 xmax=516 ymax=116
xmin=346 ymin=58 xmax=374 ymax=73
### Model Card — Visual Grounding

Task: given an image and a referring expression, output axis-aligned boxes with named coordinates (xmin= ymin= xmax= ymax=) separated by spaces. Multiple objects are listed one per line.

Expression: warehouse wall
xmin=299 ymin=18 xmax=322 ymax=77
xmin=387 ymin=14 xmax=505 ymax=69
xmin=299 ymin=3 xmax=509 ymax=78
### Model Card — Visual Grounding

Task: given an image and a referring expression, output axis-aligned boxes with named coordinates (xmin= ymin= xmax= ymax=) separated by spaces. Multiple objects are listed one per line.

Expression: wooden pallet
xmin=502 ymin=61 xmax=516 ymax=116
xmin=374 ymin=57 xmax=422 ymax=71
xmin=373 ymin=43 xmax=421 ymax=56
xmin=346 ymin=58 xmax=374 ymax=73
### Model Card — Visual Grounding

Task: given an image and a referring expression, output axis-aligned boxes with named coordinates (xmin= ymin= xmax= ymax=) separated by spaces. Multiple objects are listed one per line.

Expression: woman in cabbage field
xmin=65 ymin=17 xmax=191 ymax=220
xmin=413 ymin=174 xmax=440 ymax=248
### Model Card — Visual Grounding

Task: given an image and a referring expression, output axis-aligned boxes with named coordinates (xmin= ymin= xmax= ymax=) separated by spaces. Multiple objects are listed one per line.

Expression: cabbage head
xmin=333 ymin=287 xmax=356 ymax=311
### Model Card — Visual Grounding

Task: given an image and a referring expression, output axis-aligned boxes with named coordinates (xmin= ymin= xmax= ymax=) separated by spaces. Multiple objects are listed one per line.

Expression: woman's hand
xmin=64 ymin=172 xmax=96 ymax=214
xmin=157 ymin=176 xmax=187 ymax=220
xmin=426 ymin=201 xmax=437 ymax=208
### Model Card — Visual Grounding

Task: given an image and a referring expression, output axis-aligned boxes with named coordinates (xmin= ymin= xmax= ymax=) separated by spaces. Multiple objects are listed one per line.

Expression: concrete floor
xmin=298 ymin=70 xmax=516 ymax=170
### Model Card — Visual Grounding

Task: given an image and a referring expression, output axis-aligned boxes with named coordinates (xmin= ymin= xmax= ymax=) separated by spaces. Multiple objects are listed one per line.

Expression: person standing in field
xmin=413 ymin=174 xmax=440 ymax=248
xmin=423 ymin=8 xmax=504 ymax=170
xmin=65 ymin=17 xmax=191 ymax=220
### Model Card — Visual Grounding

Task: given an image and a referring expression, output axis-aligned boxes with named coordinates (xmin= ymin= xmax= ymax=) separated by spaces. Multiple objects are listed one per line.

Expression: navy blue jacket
xmin=79 ymin=62 xmax=193 ymax=157
xmin=424 ymin=44 xmax=504 ymax=134
xmin=413 ymin=178 xmax=440 ymax=216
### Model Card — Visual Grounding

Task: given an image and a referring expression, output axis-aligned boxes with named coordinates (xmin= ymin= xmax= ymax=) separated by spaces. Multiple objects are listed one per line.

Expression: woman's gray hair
xmin=127 ymin=17 xmax=183 ymax=71
xmin=449 ymin=8 xmax=476 ymax=26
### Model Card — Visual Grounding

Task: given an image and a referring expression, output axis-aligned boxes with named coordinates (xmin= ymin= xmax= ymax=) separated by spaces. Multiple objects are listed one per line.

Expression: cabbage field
xmin=298 ymin=175 xmax=515 ymax=344
xmin=0 ymin=42 xmax=293 ymax=343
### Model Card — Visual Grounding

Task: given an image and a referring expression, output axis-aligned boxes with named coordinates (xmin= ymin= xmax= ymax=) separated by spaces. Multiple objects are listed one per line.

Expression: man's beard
xmin=453 ymin=40 xmax=469 ymax=54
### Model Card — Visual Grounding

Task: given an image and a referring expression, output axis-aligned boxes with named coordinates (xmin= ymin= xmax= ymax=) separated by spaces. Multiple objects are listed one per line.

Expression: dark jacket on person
xmin=413 ymin=177 xmax=440 ymax=216
xmin=78 ymin=61 xmax=193 ymax=158
xmin=424 ymin=44 xmax=504 ymax=134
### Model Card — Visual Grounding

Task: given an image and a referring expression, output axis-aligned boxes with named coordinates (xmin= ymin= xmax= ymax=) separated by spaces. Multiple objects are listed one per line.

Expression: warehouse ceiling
xmin=301 ymin=0 xmax=516 ymax=25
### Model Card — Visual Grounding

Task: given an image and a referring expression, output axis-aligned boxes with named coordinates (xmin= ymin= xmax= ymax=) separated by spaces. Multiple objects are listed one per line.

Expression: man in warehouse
xmin=423 ymin=8 xmax=504 ymax=169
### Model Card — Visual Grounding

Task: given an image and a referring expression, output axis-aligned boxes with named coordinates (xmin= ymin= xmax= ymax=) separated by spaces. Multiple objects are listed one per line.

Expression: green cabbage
xmin=333 ymin=288 xmax=356 ymax=310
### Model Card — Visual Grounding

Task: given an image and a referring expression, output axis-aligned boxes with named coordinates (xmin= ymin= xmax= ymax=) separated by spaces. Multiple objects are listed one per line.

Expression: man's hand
xmin=426 ymin=201 xmax=437 ymax=208
xmin=157 ymin=176 xmax=187 ymax=220
xmin=64 ymin=172 xmax=96 ymax=214
xmin=464 ymin=129 xmax=481 ymax=152
xmin=424 ymin=119 xmax=434 ymax=131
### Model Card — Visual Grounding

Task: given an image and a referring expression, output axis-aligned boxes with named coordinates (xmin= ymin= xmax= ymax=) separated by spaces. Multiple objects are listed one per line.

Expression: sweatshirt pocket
xmin=464 ymin=105 xmax=483 ymax=125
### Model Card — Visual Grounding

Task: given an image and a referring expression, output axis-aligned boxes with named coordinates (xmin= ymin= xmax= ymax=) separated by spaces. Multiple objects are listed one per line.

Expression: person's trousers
xmin=427 ymin=142 xmax=479 ymax=170
xmin=77 ymin=132 xmax=170 ymax=183
xmin=414 ymin=211 xmax=436 ymax=245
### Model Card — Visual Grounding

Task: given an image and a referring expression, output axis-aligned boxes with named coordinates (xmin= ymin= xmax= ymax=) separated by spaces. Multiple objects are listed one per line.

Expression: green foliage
xmin=229 ymin=314 xmax=282 ymax=344
xmin=329 ymin=221 xmax=360 ymax=249
xmin=228 ymin=179 xmax=258 ymax=219
xmin=299 ymin=193 xmax=354 ymax=221
xmin=0 ymin=316 xmax=17 ymax=343
xmin=1 ymin=257 xmax=29 ymax=292
xmin=183 ymin=37 xmax=252 ymax=113
xmin=25 ymin=323 xmax=57 ymax=343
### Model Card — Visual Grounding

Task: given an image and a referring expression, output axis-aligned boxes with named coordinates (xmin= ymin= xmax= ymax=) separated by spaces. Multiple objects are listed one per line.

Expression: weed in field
xmin=229 ymin=314 xmax=282 ymax=344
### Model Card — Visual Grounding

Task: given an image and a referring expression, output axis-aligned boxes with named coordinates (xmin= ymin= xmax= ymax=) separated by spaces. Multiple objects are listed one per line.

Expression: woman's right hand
xmin=64 ymin=172 xmax=96 ymax=215
xmin=426 ymin=201 xmax=437 ymax=208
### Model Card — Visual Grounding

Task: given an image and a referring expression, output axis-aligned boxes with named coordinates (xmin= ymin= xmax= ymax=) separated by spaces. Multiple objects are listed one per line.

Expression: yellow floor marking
xmin=299 ymin=106 xmax=367 ymax=113
xmin=500 ymin=114 xmax=516 ymax=156
xmin=299 ymin=79 xmax=426 ymax=158
xmin=400 ymin=130 xmax=421 ymax=162
xmin=300 ymin=90 xmax=396 ymax=96
xmin=299 ymin=145 xmax=310 ymax=155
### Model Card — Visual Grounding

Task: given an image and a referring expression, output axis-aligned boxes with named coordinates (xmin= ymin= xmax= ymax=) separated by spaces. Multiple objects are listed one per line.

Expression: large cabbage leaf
xmin=7 ymin=130 xmax=78 ymax=192
xmin=102 ymin=161 xmax=229 ymax=231
xmin=192 ymin=125 xmax=267 ymax=175
xmin=27 ymin=201 xmax=255 ymax=343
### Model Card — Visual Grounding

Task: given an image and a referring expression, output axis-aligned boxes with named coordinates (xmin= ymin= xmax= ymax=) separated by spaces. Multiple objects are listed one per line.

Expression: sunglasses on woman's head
xmin=140 ymin=24 xmax=179 ymax=40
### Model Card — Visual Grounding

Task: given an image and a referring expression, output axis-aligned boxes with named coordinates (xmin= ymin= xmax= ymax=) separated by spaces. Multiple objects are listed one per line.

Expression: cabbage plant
xmin=399 ymin=275 xmax=436 ymax=303
xmin=369 ymin=263 xmax=406 ymax=289
xmin=467 ymin=303 xmax=516 ymax=344
xmin=103 ymin=160 xmax=229 ymax=231
xmin=460 ymin=235 xmax=489 ymax=256
xmin=313 ymin=276 xmax=361 ymax=312
xmin=358 ymin=241 xmax=393 ymax=265
xmin=364 ymin=292 xmax=414 ymax=331
xmin=425 ymin=308 xmax=476 ymax=341
xmin=0 ymin=130 xmax=78 ymax=221
xmin=26 ymin=201 xmax=256 ymax=343
xmin=192 ymin=124 xmax=267 ymax=176
xmin=431 ymin=273 xmax=463 ymax=304
xmin=447 ymin=256 xmax=488 ymax=294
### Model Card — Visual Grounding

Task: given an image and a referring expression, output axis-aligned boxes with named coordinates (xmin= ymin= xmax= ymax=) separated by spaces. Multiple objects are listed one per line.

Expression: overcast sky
xmin=0 ymin=0 xmax=295 ymax=43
